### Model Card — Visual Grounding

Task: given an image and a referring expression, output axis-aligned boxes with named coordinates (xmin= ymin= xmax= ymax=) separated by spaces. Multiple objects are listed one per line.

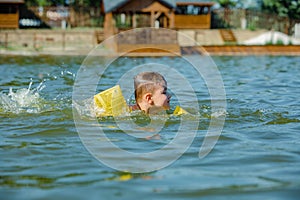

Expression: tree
xmin=25 ymin=0 xmax=65 ymax=6
xmin=262 ymin=0 xmax=300 ymax=19
xmin=262 ymin=0 xmax=300 ymax=34
xmin=213 ymin=0 xmax=237 ymax=28
xmin=68 ymin=0 xmax=101 ymax=7
xmin=214 ymin=0 xmax=237 ymax=9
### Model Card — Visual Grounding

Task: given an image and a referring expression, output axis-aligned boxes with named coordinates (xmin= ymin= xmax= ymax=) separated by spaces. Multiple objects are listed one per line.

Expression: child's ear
xmin=144 ymin=93 xmax=153 ymax=104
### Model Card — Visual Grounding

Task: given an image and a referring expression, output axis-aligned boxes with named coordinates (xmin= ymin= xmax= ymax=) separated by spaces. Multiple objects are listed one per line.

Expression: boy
xmin=132 ymin=71 xmax=171 ymax=114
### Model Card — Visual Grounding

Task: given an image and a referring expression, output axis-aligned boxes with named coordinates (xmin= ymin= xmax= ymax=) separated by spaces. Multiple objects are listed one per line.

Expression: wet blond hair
xmin=134 ymin=72 xmax=167 ymax=103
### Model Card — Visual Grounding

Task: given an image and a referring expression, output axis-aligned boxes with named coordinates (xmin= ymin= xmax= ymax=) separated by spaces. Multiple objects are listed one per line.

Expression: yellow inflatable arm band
xmin=173 ymin=105 xmax=188 ymax=115
xmin=94 ymin=85 xmax=188 ymax=117
xmin=94 ymin=85 xmax=129 ymax=116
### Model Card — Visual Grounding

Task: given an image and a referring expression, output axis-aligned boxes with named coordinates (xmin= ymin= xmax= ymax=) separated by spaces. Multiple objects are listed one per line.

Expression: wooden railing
xmin=0 ymin=13 xmax=19 ymax=28
xmin=175 ymin=14 xmax=211 ymax=29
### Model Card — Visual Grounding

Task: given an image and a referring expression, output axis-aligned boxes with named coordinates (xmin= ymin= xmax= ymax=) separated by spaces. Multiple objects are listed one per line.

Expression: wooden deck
xmin=181 ymin=45 xmax=300 ymax=56
xmin=117 ymin=44 xmax=181 ymax=56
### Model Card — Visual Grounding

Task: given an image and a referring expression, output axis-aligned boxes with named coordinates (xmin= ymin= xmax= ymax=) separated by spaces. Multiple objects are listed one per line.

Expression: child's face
xmin=151 ymin=85 xmax=171 ymax=110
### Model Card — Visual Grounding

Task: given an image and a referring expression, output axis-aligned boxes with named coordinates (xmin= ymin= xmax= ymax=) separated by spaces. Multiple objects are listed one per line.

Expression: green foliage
xmin=213 ymin=0 xmax=237 ymax=8
xmin=248 ymin=20 xmax=256 ymax=31
xmin=71 ymin=0 xmax=101 ymax=7
xmin=262 ymin=0 xmax=300 ymax=19
xmin=265 ymin=39 xmax=287 ymax=45
xmin=25 ymin=0 xmax=65 ymax=6
xmin=275 ymin=39 xmax=285 ymax=45
xmin=36 ymin=0 xmax=50 ymax=6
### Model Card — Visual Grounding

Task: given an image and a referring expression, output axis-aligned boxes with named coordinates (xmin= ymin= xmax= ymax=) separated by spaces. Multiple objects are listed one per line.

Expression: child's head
xmin=134 ymin=72 xmax=170 ymax=113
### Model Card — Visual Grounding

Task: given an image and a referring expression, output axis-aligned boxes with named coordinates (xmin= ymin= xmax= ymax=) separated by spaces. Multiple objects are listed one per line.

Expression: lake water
xmin=1 ymin=55 xmax=299 ymax=199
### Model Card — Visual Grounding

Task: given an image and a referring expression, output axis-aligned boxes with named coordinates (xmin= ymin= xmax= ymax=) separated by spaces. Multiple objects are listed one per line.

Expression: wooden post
xmin=103 ymin=12 xmax=117 ymax=52
xmin=151 ymin=11 xmax=155 ymax=27
xmin=163 ymin=14 xmax=167 ymax=28
xmin=169 ymin=11 xmax=175 ymax=28
xmin=132 ymin=12 xmax=137 ymax=28
xmin=104 ymin=12 xmax=114 ymax=39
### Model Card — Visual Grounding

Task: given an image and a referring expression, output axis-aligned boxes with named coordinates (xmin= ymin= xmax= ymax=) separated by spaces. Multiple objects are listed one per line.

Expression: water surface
xmin=0 ymin=55 xmax=299 ymax=199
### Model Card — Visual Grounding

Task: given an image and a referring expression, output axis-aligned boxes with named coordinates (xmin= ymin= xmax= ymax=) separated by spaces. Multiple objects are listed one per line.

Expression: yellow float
xmin=94 ymin=85 xmax=188 ymax=117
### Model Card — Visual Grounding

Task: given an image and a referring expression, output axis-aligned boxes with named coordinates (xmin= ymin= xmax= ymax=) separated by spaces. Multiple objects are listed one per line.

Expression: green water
xmin=0 ymin=55 xmax=299 ymax=199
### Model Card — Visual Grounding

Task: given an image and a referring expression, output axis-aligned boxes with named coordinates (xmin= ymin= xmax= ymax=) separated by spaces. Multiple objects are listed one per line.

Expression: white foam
xmin=0 ymin=81 xmax=45 ymax=114
xmin=243 ymin=31 xmax=300 ymax=45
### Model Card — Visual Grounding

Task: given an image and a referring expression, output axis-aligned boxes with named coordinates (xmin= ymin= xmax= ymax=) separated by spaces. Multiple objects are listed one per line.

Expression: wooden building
xmin=100 ymin=0 xmax=214 ymax=55
xmin=100 ymin=0 xmax=214 ymax=37
xmin=0 ymin=0 xmax=24 ymax=28
xmin=174 ymin=0 xmax=214 ymax=29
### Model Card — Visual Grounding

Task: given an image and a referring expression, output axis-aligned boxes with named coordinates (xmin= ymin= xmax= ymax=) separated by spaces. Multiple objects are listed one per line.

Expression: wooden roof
xmin=102 ymin=0 xmax=176 ymax=13
xmin=175 ymin=0 xmax=214 ymax=3
xmin=176 ymin=0 xmax=215 ymax=6
xmin=102 ymin=0 xmax=214 ymax=13
xmin=0 ymin=0 xmax=24 ymax=3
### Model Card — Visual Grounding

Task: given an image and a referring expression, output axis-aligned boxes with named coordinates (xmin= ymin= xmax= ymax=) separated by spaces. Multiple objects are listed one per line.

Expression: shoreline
xmin=1 ymin=45 xmax=300 ymax=56
xmin=202 ymin=45 xmax=300 ymax=56
xmin=1 ymin=28 xmax=300 ymax=56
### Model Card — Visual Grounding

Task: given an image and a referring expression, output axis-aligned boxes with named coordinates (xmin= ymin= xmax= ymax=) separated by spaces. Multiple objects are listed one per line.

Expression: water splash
xmin=0 ymin=67 xmax=77 ymax=115
xmin=0 ymin=79 xmax=46 ymax=114
xmin=72 ymin=97 xmax=99 ymax=119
